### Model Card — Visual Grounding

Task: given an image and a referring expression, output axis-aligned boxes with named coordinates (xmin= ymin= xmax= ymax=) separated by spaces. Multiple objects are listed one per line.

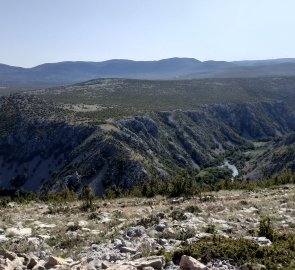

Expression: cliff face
xmin=0 ymin=96 xmax=294 ymax=194
xmin=0 ymin=95 xmax=93 ymax=190
xmin=244 ymin=134 xmax=295 ymax=179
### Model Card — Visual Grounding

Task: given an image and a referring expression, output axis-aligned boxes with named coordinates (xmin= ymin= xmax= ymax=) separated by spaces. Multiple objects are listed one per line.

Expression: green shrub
xmin=168 ymin=173 xmax=199 ymax=198
xmin=0 ymin=196 xmax=11 ymax=208
xmin=204 ymin=224 xmax=216 ymax=234
xmin=67 ymin=223 xmax=81 ymax=231
xmin=185 ymin=205 xmax=201 ymax=214
xmin=138 ymin=215 xmax=160 ymax=228
xmin=44 ymin=189 xmax=77 ymax=203
xmin=177 ymin=227 xmax=197 ymax=241
xmin=88 ymin=212 xmax=100 ymax=220
xmin=80 ymin=185 xmax=95 ymax=211
xmin=170 ymin=233 xmax=295 ymax=269
xmin=258 ymin=217 xmax=274 ymax=241
xmin=160 ymin=227 xmax=197 ymax=241
xmin=46 ymin=235 xmax=84 ymax=249
xmin=170 ymin=209 xmax=186 ymax=221
xmin=104 ymin=171 xmax=295 ymax=199
xmin=46 ymin=237 xmax=59 ymax=247
xmin=104 ymin=185 xmax=124 ymax=199
xmin=47 ymin=205 xmax=71 ymax=214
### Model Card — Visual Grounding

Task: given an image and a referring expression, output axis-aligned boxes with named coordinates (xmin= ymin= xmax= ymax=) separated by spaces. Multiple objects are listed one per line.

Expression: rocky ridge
xmin=0 ymin=185 xmax=294 ymax=269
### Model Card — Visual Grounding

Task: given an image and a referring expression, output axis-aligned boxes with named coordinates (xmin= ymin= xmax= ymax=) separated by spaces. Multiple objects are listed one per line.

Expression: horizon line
xmin=1 ymin=56 xmax=295 ymax=69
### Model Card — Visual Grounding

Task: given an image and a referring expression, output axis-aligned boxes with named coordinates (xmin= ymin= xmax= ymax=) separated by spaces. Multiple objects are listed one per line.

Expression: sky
xmin=1 ymin=0 xmax=295 ymax=67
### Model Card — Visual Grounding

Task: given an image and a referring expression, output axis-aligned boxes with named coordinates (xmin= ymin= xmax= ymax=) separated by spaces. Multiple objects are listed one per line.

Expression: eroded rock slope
xmin=0 ymin=94 xmax=294 ymax=194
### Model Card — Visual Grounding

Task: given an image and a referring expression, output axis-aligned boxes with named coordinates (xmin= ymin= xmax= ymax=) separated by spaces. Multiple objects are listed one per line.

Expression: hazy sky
xmin=1 ymin=0 xmax=295 ymax=67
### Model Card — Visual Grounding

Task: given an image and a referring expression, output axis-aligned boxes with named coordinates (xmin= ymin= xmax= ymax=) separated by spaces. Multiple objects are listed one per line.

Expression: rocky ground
xmin=0 ymin=185 xmax=294 ymax=269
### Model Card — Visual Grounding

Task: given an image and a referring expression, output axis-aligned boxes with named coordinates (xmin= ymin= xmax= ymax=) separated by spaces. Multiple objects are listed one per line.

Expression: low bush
xmin=170 ymin=209 xmax=186 ymax=221
xmin=259 ymin=216 xmax=274 ymax=241
xmin=169 ymin=232 xmax=295 ymax=269
xmin=0 ymin=196 xmax=11 ymax=208
xmin=80 ymin=185 xmax=95 ymax=211
xmin=46 ymin=235 xmax=83 ymax=249
xmin=137 ymin=215 xmax=160 ymax=228
xmin=204 ymin=224 xmax=216 ymax=234
xmin=159 ymin=227 xmax=197 ymax=241
xmin=185 ymin=205 xmax=201 ymax=214
xmin=43 ymin=189 xmax=77 ymax=203
xmin=88 ymin=212 xmax=100 ymax=220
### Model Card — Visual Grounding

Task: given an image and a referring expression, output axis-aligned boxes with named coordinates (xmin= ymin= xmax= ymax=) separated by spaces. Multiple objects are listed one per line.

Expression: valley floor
xmin=0 ymin=185 xmax=295 ymax=269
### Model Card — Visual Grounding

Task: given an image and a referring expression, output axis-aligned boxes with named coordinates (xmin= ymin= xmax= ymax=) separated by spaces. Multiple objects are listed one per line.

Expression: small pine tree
xmin=80 ymin=185 xmax=95 ymax=211
xmin=258 ymin=217 xmax=274 ymax=241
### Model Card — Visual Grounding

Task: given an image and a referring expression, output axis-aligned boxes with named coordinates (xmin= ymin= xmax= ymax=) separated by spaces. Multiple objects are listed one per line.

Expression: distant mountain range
xmin=2 ymin=57 xmax=295 ymax=88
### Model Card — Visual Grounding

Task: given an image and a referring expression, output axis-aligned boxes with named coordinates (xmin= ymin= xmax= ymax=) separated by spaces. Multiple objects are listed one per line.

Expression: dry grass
xmin=0 ymin=185 xmax=294 ymax=258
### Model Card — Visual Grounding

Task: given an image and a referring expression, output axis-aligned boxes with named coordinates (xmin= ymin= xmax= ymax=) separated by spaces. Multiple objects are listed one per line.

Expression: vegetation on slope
xmin=0 ymin=76 xmax=295 ymax=194
xmin=33 ymin=77 xmax=295 ymax=122
xmin=169 ymin=232 xmax=295 ymax=269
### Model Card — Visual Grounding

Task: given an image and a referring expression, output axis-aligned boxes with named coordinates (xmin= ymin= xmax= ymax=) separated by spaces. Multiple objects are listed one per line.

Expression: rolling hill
xmin=2 ymin=57 xmax=295 ymax=89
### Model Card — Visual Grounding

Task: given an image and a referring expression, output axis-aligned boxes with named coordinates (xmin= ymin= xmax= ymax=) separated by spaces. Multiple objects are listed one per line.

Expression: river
xmin=222 ymin=160 xmax=239 ymax=178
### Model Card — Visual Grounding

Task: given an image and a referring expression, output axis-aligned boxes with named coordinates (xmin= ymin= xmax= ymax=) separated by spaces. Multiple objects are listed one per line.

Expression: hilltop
xmin=3 ymin=58 xmax=295 ymax=89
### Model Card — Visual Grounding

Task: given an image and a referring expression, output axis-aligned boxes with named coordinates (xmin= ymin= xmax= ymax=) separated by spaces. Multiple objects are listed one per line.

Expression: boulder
xmin=28 ymin=237 xmax=40 ymax=247
xmin=244 ymin=236 xmax=272 ymax=246
xmin=5 ymin=227 xmax=32 ymax=237
xmin=86 ymin=257 xmax=101 ymax=269
xmin=165 ymin=261 xmax=179 ymax=270
xmin=78 ymin=220 xmax=89 ymax=228
xmin=126 ymin=226 xmax=145 ymax=237
xmin=239 ymin=263 xmax=266 ymax=270
xmin=0 ymin=250 xmax=17 ymax=261
xmin=4 ymin=261 xmax=21 ymax=270
xmin=66 ymin=222 xmax=75 ymax=227
xmin=179 ymin=255 xmax=208 ymax=270
xmin=34 ymin=222 xmax=56 ymax=229
xmin=119 ymin=246 xmax=137 ymax=254
xmin=0 ymin=236 xmax=8 ymax=243
xmin=184 ymin=233 xmax=212 ymax=245
xmin=45 ymin=256 xmax=68 ymax=268
xmin=108 ymin=265 xmax=136 ymax=270
xmin=155 ymin=223 xmax=166 ymax=232
xmin=38 ymin=235 xmax=51 ymax=240
xmin=172 ymin=197 xmax=184 ymax=204
xmin=113 ymin=238 xmax=123 ymax=249
xmin=130 ymin=256 xmax=165 ymax=270
xmin=32 ymin=265 xmax=46 ymax=270
xmin=101 ymin=261 xmax=112 ymax=269
xmin=16 ymin=253 xmax=30 ymax=266
xmin=27 ymin=257 xmax=38 ymax=269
